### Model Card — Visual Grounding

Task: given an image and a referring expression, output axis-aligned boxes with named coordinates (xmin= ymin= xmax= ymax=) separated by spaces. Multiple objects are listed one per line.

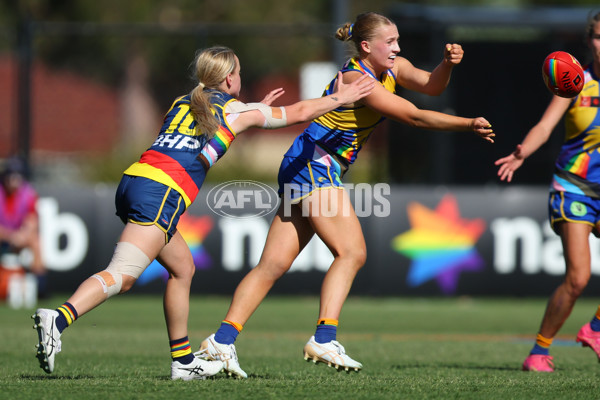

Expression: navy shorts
xmin=277 ymin=144 xmax=346 ymax=203
xmin=115 ymin=175 xmax=185 ymax=242
xmin=549 ymin=191 xmax=600 ymax=237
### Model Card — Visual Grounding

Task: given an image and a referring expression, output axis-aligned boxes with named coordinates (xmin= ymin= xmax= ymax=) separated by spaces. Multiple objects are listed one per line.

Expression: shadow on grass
xmin=392 ymin=364 xmax=518 ymax=371
xmin=19 ymin=374 xmax=98 ymax=380
xmin=20 ymin=373 xmax=262 ymax=381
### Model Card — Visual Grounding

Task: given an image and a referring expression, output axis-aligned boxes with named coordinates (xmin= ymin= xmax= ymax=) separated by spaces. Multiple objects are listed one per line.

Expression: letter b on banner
xmin=38 ymin=198 xmax=88 ymax=271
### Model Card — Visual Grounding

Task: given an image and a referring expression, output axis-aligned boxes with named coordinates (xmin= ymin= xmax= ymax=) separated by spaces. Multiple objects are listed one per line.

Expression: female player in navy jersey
xmin=31 ymin=46 xmax=374 ymax=380
xmin=496 ymin=11 xmax=600 ymax=373
xmin=201 ymin=12 xmax=495 ymax=378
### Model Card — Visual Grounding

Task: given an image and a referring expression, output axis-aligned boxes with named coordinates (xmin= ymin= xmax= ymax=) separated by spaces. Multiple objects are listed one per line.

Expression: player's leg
xmin=224 ymin=203 xmax=314 ymax=324
xmin=199 ymin=203 xmax=314 ymax=378
xmin=67 ymin=223 xmax=162 ymax=314
xmin=301 ymin=188 xmax=365 ymax=371
xmin=157 ymin=231 xmax=223 ymax=380
xmin=307 ymin=189 xmax=366 ymax=321
xmin=32 ymin=222 xmax=159 ymax=373
xmin=539 ymin=221 xmax=592 ymax=337
xmin=157 ymin=231 xmax=195 ymax=341
xmin=576 ymin=219 xmax=600 ymax=360
xmin=523 ymin=221 xmax=592 ymax=372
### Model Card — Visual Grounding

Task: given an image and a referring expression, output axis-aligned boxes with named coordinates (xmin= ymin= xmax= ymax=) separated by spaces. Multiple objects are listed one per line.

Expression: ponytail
xmin=189 ymin=81 xmax=219 ymax=139
xmin=189 ymin=46 xmax=237 ymax=139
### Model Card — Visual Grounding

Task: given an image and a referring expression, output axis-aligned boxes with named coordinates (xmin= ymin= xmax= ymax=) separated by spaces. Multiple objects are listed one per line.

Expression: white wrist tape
xmin=226 ymin=101 xmax=287 ymax=129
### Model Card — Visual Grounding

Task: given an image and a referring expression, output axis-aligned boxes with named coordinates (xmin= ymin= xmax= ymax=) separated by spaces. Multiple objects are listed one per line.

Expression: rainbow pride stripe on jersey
xmin=200 ymin=123 xmax=236 ymax=168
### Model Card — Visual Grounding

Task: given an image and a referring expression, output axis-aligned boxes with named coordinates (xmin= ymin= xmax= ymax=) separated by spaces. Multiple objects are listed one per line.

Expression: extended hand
xmin=494 ymin=144 xmax=525 ymax=182
xmin=472 ymin=117 xmax=495 ymax=143
xmin=260 ymin=88 xmax=285 ymax=106
xmin=331 ymin=72 xmax=375 ymax=105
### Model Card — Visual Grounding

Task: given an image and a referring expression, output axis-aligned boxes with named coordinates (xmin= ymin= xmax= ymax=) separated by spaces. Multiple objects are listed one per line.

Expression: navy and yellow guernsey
xmin=552 ymin=64 xmax=600 ymax=198
xmin=284 ymin=57 xmax=397 ymax=164
xmin=123 ymin=90 xmax=238 ymax=208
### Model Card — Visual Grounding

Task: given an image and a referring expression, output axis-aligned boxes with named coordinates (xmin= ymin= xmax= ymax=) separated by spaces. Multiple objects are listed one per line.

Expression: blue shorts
xmin=549 ymin=191 xmax=600 ymax=236
xmin=115 ymin=175 xmax=185 ymax=242
xmin=277 ymin=144 xmax=346 ymax=203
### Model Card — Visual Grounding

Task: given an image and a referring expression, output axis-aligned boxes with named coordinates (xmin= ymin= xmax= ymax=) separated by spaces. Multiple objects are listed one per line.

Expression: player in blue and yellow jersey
xmin=496 ymin=11 xmax=600 ymax=373
xmin=31 ymin=46 xmax=374 ymax=380
xmin=204 ymin=12 xmax=495 ymax=377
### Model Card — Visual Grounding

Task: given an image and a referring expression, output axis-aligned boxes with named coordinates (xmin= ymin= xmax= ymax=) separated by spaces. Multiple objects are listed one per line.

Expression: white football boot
xmin=171 ymin=352 xmax=224 ymax=381
xmin=197 ymin=334 xmax=248 ymax=378
xmin=303 ymin=336 xmax=362 ymax=372
xmin=32 ymin=308 xmax=62 ymax=373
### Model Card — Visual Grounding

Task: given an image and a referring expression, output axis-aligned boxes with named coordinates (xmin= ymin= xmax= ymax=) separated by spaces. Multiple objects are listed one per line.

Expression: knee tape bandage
xmin=92 ymin=242 xmax=150 ymax=298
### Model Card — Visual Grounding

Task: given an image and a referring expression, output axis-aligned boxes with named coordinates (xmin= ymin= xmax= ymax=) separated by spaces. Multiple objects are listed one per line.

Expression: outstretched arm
xmin=395 ymin=43 xmax=464 ymax=96
xmin=283 ymin=72 xmax=374 ymax=124
xmin=360 ymin=73 xmax=494 ymax=142
xmin=227 ymin=72 xmax=374 ymax=133
xmin=495 ymin=95 xmax=571 ymax=182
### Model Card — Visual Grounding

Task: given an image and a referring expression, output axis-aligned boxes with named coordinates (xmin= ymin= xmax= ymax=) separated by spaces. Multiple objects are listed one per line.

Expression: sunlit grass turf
xmin=2 ymin=295 xmax=600 ymax=399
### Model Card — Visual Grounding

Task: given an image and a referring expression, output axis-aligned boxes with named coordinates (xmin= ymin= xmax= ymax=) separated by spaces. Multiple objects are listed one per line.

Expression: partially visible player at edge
xmin=495 ymin=11 xmax=600 ymax=372
xmin=0 ymin=156 xmax=48 ymax=298
xmin=31 ymin=46 xmax=374 ymax=380
xmin=198 ymin=12 xmax=494 ymax=378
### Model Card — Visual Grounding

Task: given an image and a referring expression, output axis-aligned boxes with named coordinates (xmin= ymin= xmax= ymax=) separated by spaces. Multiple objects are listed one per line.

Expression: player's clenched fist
xmin=444 ymin=44 xmax=464 ymax=66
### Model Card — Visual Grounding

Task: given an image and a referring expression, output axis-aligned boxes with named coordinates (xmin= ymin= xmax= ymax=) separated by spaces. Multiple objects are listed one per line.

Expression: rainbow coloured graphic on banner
xmin=391 ymin=194 xmax=485 ymax=294
xmin=136 ymin=214 xmax=214 ymax=285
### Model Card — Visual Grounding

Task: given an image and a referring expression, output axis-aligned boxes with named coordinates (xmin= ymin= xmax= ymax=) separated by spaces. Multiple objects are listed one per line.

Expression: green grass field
xmin=2 ymin=295 xmax=600 ymax=400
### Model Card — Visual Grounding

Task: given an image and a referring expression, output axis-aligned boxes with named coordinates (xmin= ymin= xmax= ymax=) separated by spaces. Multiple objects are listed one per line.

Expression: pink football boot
xmin=576 ymin=323 xmax=600 ymax=361
xmin=522 ymin=354 xmax=554 ymax=372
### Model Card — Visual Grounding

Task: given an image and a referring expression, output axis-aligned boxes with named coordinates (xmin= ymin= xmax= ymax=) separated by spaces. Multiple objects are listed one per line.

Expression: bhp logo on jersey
xmin=206 ymin=180 xmax=279 ymax=219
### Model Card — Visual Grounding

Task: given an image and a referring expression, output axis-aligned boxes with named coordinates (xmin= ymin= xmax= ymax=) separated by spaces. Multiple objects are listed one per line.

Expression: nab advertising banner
xmin=26 ymin=182 xmax=600 ymax=297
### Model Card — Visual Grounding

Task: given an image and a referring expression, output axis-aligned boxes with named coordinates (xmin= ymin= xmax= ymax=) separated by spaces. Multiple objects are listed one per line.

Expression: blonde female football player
xmin=496 ymin=11 xmax=600 ymax=373
xmin=200 ymin=12 xmax=494 ymax=378
xmin=32 ymin=46 xmax=374 ymax=380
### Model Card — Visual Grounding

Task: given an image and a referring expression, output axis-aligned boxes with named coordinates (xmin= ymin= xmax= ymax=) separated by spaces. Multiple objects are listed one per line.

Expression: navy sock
xmin=530 ymin=343 xmax=550 ymax=356
xmin=170 ymin=337 xmax=194 ymax=364
xmin=55 ymin=302 xmax=78 ymax=333
xmin=314 ymin=324 xmax=337 ymax=344
xmin=55 ymin=313 xmax=68 ymax=333
xmin=214 ymin=322 xmax=240 ymax=345
xmin=591 ymin=316 xmax=600 ymax=332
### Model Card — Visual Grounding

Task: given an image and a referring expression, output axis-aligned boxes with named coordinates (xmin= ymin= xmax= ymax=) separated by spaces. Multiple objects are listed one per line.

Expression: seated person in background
xmin=0 ymin=156 xmax=48 ymax=298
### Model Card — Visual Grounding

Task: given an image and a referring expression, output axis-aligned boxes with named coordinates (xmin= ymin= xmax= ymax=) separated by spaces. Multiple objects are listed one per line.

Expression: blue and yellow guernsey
xmin=285 ymin=57 xmax=397 ymax=164
xmin=552 ymin=64 xmax=600 ymax=198
xmin=123 ymin=90 xmax=238 ymax=207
